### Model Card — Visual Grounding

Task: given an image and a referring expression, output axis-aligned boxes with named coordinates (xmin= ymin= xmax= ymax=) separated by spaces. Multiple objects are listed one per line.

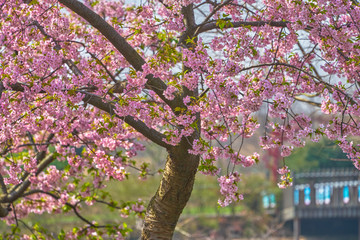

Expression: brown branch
xmin=238 ymin=61 xmax=357 ymax=108
xmin=194 ymin=0 xmax=233 ymax=36
xmin=180 ymin=4 xmax=200 ymax=99
xmin=6 ymin=80 xmax=169 ymax=149
xmin=297 ymin=42 xmax=326 ymax=85
xmin=240 ymin=62 xmax=343 ymax=91
xmin=80 ymin=91 xmax=171 ymax=149
xmin=26 ymin=131 xmax=38 ymax=153
xmin=22 ymin=190 xmax=102 ymax=228
xmin=36 ymin=133 xmax=55 ymax=164
xmin=29 ymin=20 xmax=61 ymax=50
xmin=0 ymin=81 xmax=4 ymax=99
xmin=58 ymin=0 xmax=184 ymax=112
xmin=60 ymin=58 xmax=170 ymax=148
xmin=93 ymin=199 xmax=122 ymax=209
xmin=180 ymin=4 xmax=196 ymax=44
xmin=197 ymin=20 xmax=288 ymax=34
xmin=8 ymin=133 xmax=55 ymax=198
xmin=63 ymin=59 xmax=83 ymax=76
xmin=58 ymin=0 xmax=143 ymax=70
xmin=61 ymin=59 xmax=170 ymax=148
xmin=294 ymin=96 xmax=321 ymax=107
xmin=0 ymin=175 xmax=7 ymax=195
xmin=3 ymin=153 xmax=55 ymax=203
xmin=87 ymin=51 xmax=118 ymax=84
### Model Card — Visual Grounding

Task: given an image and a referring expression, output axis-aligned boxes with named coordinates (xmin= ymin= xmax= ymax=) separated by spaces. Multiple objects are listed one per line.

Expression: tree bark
xmin=141 ymin=140 xmax=200 ymax=239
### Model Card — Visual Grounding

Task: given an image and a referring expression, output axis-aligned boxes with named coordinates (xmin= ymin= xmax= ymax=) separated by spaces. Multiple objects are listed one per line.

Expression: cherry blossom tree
xmin=1 ymin=0 xmax=360 ymax=238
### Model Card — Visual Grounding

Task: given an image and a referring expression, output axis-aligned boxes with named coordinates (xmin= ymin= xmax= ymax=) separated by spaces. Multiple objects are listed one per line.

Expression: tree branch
xmin=294 ymin=96 xmax=321 ymax=107
xmin=0 ymin=81 xmax=4 ymax=100
xmin=197 ymin=20 xmax=288 ymax=34
xmin=58 ymin=0 xmax=184 ymax=112
xmin=10 ymin=133 xmax=55 ymax=196
xmin=26 ymin=131 xmax=38 ymax=153
xmin=193 ymin=0 xmax=233 ymax=36
xmin=179 ymin=4 xmax=196 ymax=45
xmin=239 ymin=61 xmax=356 ymax=105
xmin=62 ymin=57 xmax=170 ymax=148
xmin=59 ymin=0 xmax=143 ymax=70
xmin=22 ymin=190 xmax=103 ymax=228
xmin=0 ymin=175 xmax=7 ymax=195
xmin=81 ymin=91 xmax=171 ymax=149
xmin=6 ymin=76 xmax=169 ymax=149
xmin=3 ymin=153 xmax=55 ymax=203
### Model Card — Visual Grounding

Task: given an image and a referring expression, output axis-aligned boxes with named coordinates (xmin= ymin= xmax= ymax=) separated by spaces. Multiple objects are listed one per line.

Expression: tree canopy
xmin=1 ymin=0 xmax=360 ymax=238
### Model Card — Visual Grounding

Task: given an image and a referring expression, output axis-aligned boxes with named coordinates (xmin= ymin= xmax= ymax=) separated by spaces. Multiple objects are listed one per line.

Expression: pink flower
xmin=217 ymin=172 xmax=243 ymax=207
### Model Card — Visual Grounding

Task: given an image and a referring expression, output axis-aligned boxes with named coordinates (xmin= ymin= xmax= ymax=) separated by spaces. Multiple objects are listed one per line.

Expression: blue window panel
xmin=262 ymin=195 xmax=269 ymax=209
xmin=318 ymin=186 xmax=324 ymax=205
xmin=294 ymin=189 xmax=299 ymax=205
xmin=304 ymin=187 xmax=311 ymax=205
xmin=343 ymin=186 xmax=350 ymax=204
xmin=270 ymin=194 xmax=276 ymax=208
xmin=324 ymin=185 xmax=331 ymax=205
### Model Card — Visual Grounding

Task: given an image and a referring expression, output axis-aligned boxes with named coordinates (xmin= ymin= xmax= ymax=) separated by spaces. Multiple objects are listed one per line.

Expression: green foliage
xmin=286 ymin=138 xmax=353 ymax=171
xmin=216 ymin=14 xmax=233 ymax=30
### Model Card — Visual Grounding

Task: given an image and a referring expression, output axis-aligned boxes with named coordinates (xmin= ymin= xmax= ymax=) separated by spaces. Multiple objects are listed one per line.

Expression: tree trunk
xmin=141 ymin=141 xmax=200 ymax=239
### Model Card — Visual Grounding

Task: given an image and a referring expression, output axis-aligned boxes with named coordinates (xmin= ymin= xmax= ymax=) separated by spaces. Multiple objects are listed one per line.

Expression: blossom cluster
xmin=217 ymin=172 xmax=244 ymax=207
xmin=277 ymin=166 xmax=293 ymax=189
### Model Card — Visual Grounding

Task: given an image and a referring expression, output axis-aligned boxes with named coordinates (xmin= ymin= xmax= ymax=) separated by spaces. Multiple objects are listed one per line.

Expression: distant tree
xmin=287 ymin=138 xmax=353 ymax=172
xmin=1 ymin=0 xmax=360 ymax=239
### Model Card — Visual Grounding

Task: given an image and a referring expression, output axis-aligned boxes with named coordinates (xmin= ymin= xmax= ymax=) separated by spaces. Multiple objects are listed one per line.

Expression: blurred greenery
xmin=286 ymin=138 xmax=353 ymax=172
